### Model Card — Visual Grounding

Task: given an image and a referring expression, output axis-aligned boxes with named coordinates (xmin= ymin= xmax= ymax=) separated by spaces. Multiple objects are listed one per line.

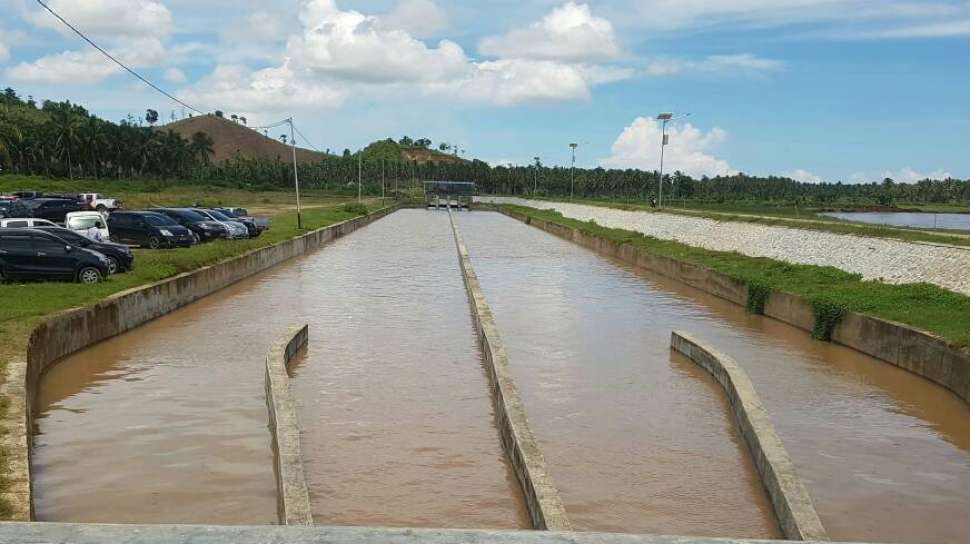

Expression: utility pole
xmin=381 ymin=158 xmax=385 ymax=206
xmin=655 ymin=112 xmax=690 ymax=208
xmin=357 ymin=151 xmax=363 ymax=202
xmin=288 ymin=118 xmax=302 ymax=229
xmin=533 ymin=156 xmax=540 ymax=195
xmin=569 ymin=143 xmax=578 ymax=199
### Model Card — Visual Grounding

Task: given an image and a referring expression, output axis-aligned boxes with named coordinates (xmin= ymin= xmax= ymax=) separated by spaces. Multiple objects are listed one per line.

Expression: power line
xmin=292 ymin=123 xmax=322 ymax=153
xmin=35 ymin=0 xmax=204 ymax=115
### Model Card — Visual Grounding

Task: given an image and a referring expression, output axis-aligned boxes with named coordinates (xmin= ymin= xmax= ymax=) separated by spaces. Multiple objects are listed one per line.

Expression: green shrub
xmin=812 ymin=300 xmax=847 ymax=341
xmin=340 ymin=202 xmax=369 ymax=215
xmin=746 ymin=282 xmax=771 ymax=315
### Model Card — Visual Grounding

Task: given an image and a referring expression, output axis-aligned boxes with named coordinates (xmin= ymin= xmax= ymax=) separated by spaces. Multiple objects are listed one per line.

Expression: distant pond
xmin=820 ymin=212 xmax=970 ymax=231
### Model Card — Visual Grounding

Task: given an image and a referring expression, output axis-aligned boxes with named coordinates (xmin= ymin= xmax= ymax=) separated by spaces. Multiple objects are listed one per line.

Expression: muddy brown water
xmin=456 ymin=211 xmax=970 ymax=543
xmin=32 ymin=210 xmax=527 ymax=528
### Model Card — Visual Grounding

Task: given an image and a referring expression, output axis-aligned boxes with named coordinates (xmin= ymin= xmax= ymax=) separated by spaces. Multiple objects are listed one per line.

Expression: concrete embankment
xmin=671 ymin=331 xmax=827 ymax=542
xmin=264 ymin=324 xmax=312 ymax=526
xmin=447 ymin=211 xmax=571 ymax=531
xmin=498 ymin=208 xmax=970 ymax=405
xmin=0 ymin=207 xmax=395 ymax=521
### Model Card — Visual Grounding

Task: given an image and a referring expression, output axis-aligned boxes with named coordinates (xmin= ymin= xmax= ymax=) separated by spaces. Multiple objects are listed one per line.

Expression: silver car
xmin=192 ymin=208 xmax=249 ymax=239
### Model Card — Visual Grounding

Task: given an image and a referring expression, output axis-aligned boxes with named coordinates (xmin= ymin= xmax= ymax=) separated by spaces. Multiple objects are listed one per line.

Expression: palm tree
xmin=81 ymin=117 xmax=106 ymax=178
xmin=189 ymin=131 xmax=215 ymax=166
xmin=49 ymin=107 xmax=83 ymax=179
xmin=0 ymin=120 xmax=22 ymax=170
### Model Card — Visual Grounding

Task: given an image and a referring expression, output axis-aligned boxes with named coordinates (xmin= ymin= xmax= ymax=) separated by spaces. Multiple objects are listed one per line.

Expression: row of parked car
xmin=1 ymin=191 xmax=267 ymax=284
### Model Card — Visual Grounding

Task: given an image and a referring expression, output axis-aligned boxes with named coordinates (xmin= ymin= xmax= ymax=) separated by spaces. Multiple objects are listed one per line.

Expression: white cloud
xmin=177 ymin=63 xmax=347 ymax=117
xmin=6 ymin=38 xmax=166 ymax=84
xmin=222 ymin=11 xmax=285 ymax=44
xmin=164 ymin=67 xmax=186 ymax=83
xmin=645 ymin=54 xmax=784 ymax=76
xmin=442 ymin=59 xmax=592 ymax=106
xmin=289 ymin=0 xmax=466 ymax=83
xmin=881 ymin=167 xmax=952 ymax=183
xmin=382 ymin=0 xmax=448 ymax=38
xmin=856 ymin=19 xmax=970 ymax=38
xmin=29 ymin=0 xmax=172 ymax=39
xmin=0 ymin=28 xmax=26 ymax=61
xmin=786 ymin=169 xmax=824 ymax=183
xmin=601 ymin=117 xmax=736 ymax=178
xmin=628 ymin=1 xmax=967 ymax=30
xmin=479 ymin=2 xmax=620 ymax=61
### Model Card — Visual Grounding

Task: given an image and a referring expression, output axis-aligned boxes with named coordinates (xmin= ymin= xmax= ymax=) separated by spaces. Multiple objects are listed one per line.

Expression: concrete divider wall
xmin=0 ymin=206 xmax=395 ymax=521
xmin=671 ymin=331 xmax=828 ymax=542
xmin=502 ymin=209 xmax=970 ymax=405
xmin=265 ymin=324 xmax=312 ymax=526
xmin=447 ymin=212 xmax=572 ymax=531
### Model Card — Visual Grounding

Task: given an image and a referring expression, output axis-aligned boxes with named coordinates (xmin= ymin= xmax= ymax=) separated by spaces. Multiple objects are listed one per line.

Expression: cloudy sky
xmin=2 ymin=0 xmax=969 ymax=182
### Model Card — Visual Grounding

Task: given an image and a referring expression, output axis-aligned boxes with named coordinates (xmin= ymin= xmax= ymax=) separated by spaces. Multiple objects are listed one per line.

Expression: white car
xmin=193 ymin=208 xmax=249 ymax=239
xmin=65 ymin=211 xmax=110 ymax=240
xmin=79 ymin=193 xmax=123 ymax=213
xmin=0 ymin=217 xmax=59 ymax=228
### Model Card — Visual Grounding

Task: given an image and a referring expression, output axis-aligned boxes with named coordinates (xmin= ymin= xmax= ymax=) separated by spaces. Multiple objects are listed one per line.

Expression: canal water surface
xmin=455 ymin=211 xmax=970 ymax=543
xmin=31 ymin=209 xmax=970 ymax=543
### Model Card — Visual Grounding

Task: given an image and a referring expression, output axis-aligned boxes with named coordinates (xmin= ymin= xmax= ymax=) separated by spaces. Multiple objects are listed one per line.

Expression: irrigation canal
xmin=31 ymin=209 xmax=970 ymax=543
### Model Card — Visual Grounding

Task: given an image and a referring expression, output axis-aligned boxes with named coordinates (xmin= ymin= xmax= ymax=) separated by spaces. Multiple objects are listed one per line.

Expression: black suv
xmin=33 ymin=226 xmax=134 ymax=274
xmin=6 ymin=197 xmax=80 ymax=222
xmin=0 ymin=228 xmax=110 ymax=283
xmin=108 ymin=211 xmax=194 ymax=249
xmin=153 ymin=208 xmax=227 ymax=243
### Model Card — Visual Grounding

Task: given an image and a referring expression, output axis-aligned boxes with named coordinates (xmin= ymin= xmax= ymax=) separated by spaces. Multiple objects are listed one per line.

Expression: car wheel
xmin=192 ymin=232 xmax=201 ymax=244
xmin=77 ymin=267 xmax=103 ymax=284
xmin=0 ymin=269 xmax=5 ymax=283
xmin=148 ymin=235 xmax=163 ymax=249
xmin=106 ymin=256 xmax=119 ymax=274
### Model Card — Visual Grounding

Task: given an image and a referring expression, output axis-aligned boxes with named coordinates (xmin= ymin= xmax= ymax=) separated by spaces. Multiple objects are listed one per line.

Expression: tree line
xmin=1 ymin=87 xmax=967 ymax=205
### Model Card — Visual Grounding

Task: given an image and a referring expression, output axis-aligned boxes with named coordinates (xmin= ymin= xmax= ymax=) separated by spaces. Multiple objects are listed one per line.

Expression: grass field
xmin=503 ymin=204 xmax=970 ymax=349
xmin=0 ymin=189 xmax=386 ymax=518
xmin=538 ymin=197 xmax=970 ymax=247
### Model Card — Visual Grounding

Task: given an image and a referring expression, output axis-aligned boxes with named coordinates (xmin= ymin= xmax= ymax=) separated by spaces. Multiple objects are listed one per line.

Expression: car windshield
xmin=172 ymin=209 xmax=207 ymax=221
xmin=207 ymin=210 xmax=233 ymax=221
xmin=144 ymin=214 xmax=177 ymax=226
xmin=67 ymin=216 xmax=103 ymax=229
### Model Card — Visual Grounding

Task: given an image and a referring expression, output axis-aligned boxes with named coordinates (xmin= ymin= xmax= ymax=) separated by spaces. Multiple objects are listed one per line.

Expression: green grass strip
xmin=504 ymin=204 xmax=970 ymax=348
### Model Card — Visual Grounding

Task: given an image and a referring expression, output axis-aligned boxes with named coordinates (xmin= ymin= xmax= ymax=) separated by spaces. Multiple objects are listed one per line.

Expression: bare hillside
xmin=159 ymin=115 xmax=330 ymax=164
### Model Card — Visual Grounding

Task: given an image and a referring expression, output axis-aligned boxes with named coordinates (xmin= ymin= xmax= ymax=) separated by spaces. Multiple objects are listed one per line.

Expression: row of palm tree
xmin=1 ymin=89 xmax=214 ymax=180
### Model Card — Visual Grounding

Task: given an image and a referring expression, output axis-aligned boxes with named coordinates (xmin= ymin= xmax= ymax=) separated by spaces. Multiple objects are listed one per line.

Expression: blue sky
xmin=2 ymin=0 xmax=969 ymax=182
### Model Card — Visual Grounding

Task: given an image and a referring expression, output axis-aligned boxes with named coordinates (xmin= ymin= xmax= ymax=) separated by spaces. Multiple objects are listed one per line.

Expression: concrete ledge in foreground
xmin=265 ymin=324 xmax=313 ymax=526
xmin=671 ymin=331 xmax=827 ymax=541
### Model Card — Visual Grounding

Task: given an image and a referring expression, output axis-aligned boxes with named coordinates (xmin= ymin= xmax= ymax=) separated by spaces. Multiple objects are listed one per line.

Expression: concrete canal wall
xmin=501 ymin=209 xmax=970 ymax=406
xmin=264 ymin=324 xmax=312 ymax=526
xmin=0 ymin=207 xmax=396 ymax=521
xmin=671 ymin=331 xmax=827 ymax=541
xmin=0 ymin=522 xmax=883 ymax=544
xmin=447 ymin=211 xmax=571 ymax=531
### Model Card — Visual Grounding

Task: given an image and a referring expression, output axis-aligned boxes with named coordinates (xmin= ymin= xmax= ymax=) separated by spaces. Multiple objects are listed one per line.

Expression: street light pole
xmin=533 ymin=156 xmax=540 ymax=195
xmin=381 ymin=158 xmax=385 ymax=206
xmin=288 ymin=118 xmax=302 ymax=229
xmin=655 ymin=112 xmax=689 ymax=209
xmin=357 ymin=151 xmax=362 ymax=202
xmin=569 ymin=143 xmax=578 ymax=199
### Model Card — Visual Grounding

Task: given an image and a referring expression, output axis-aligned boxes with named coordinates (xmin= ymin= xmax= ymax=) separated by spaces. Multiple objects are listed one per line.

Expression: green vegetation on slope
xmin=503 ymin=205 xmax=970 ymax=348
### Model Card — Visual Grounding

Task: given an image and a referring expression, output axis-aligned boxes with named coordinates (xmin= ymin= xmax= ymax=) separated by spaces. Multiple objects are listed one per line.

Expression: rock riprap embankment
xmin=478 ymin=197 xmax=970 ymax=296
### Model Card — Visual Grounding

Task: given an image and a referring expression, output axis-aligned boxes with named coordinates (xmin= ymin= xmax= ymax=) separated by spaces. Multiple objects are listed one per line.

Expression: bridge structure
xmin=424 ymin=181 xmax=475 ymax=210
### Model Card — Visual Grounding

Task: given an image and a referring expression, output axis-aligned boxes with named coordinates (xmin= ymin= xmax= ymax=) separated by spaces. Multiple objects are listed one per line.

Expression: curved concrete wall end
xmin=265 ymin=324 xmax=313 ymax=526
xmin=671 ymin=331 xmax=827 ymax=541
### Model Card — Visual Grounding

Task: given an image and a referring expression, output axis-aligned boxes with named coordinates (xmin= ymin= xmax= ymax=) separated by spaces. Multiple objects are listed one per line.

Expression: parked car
xmin=107 ymin=211 xmax=194 ymax=249
xmin=65 ymin=211 xmax=110 ymax=240
xmin=192 ymin=208 xmax=249 ymax=239
xmin=33 ymin=226 xmax=134 ymax=274
xmin=78 ymin=193 xmax=123 ymax=213
xmin=1 ymin=217 xmax=59 ymax=228
xmin=0 ymin=228 xmax=110 ymax=284
xmin=153 ymin=208 xmax=228 ymax=243
xmin=0 ymin=201 xmax=12 ymax=218
xmin=5 ymin=197 xmax=80 ymax=222
xmin=211 ymin=208 xmax=261 ymax=238
xmin=12 ymin=191 xmax=42 ymax=199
